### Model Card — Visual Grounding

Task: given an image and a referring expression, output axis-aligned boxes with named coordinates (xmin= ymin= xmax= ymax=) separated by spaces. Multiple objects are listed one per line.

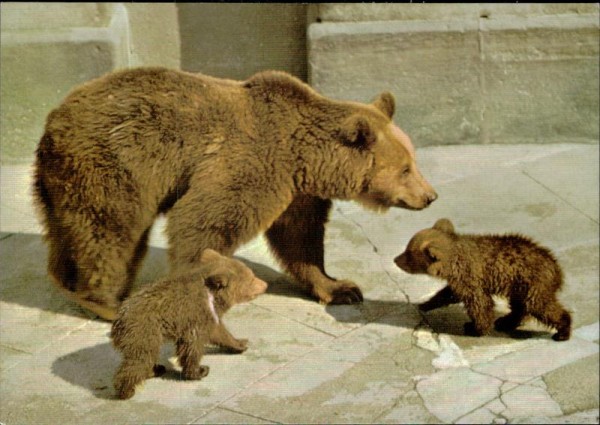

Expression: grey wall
xmin=308 ymin=3 xmax=599 ymax=146
xmin=178 ymin=4 xmax=308 ymax=81
xmin=1 ymin=3 xmax=180 ymax=165
xmin=1 ymin=3 xmax=598 ymax=166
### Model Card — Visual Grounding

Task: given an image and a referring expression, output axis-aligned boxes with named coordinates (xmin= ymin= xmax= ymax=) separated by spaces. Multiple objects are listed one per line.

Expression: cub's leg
xmin=461 ymin=291 xmax=496 ymax=336
xmin=419 ymin=286 xmax=459 ymax=311
xmin=266 ymin=195 xmax=363 ymax=304
xmin=176 ymin=332 xmax=210 ymax=380
xmin=114 ymin=339 xmax=161 ymax=400
xmin=210 ymin=323 xmax=248 ymax=353
xmin=495 ymin=297 xmax=527 ymax=332
xmin=529 ymin=298 xmax=572 ymax=341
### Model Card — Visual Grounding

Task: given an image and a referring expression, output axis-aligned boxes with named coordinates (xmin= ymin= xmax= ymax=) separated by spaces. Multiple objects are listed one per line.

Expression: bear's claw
xmin=329 ymin=283 xmax=364 ymax=305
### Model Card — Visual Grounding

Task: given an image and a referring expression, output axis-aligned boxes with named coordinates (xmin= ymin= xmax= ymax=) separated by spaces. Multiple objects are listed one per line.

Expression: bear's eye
xmin=401 ymin=166 xmax=410 ymax=177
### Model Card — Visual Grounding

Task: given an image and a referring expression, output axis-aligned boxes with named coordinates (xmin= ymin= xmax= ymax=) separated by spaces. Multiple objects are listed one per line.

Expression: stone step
xmin=308 ymin=12 xmax=599 ymax=146
xmin=0 ymin=4 xmax=130 ymax=164
xmin=0 ymin=3 xmax=180 ymax=165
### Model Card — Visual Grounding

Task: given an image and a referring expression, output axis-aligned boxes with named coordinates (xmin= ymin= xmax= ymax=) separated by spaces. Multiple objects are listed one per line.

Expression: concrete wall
xmin=178 ymin=3 xmax=308 ymax=81
xmin=2 ymin=3 xmax=598 ymax=166
xmin=0 ymin=3 xmax=180 ymax=165
xmin=308 ymin=3 xmax=599 ymax=146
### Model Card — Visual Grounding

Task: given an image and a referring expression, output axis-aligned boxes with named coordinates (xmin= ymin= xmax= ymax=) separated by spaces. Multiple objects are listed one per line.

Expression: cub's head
xmin=394 ymin=218 xmax=456 ymax=277
xmin=341 ymin=92 xmax=437 ymax=211
xmin=199 ymin=249 xmax=268 ymax=305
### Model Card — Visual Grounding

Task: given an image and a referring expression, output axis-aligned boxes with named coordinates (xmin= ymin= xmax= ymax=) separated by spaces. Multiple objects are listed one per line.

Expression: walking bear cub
xmin=33 ymin=66 xmax=437 ymax=320
xmin=111 ymin=249 xmax=267 ymax=400
xmin=394 ymin=219 xmax=571 ymax=341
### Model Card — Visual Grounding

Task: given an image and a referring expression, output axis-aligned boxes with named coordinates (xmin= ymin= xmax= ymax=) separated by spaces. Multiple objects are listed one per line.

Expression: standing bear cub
xmin=111 ymin=248 xmax=268 ymax=400
xmin=394 ymin=219 xmax=571 ymax=341
xmin=33 ymin=67 xmax=437 ymax=320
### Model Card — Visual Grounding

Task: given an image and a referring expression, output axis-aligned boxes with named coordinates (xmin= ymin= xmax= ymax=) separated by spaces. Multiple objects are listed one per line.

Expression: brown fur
xmin=394 ymin=219 xmax=572 ymax=341
xmin=33 ymin=67 xmax=437 ymax=319
xmin=111 ymin=249 xmax=267 ymax=399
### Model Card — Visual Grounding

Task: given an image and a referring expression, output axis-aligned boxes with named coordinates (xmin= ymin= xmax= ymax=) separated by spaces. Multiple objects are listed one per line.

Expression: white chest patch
xmin=207 ymin=292 xmax=220 ymax=324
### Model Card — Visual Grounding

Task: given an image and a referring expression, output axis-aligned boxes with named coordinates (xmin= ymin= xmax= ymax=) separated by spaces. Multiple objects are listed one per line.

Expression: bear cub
xmin=394 ymin=219 xmax=571 ymax=341
xmin=111 ymin=249 xmax=268 ymax=399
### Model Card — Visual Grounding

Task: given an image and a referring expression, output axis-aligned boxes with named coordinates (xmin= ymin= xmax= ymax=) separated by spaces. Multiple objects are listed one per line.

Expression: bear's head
xmin=340 ymin=92 xmax=437 ymax=211
xmin=394 ymin=218 xmax=456 ymax=277
xmin=199 ymin=249 xmax=268 ymax=307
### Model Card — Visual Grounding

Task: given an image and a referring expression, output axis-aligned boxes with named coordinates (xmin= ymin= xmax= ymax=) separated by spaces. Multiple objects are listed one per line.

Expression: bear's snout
xmin=250 ymin=277 xmax=268 ymax=298
xmin=425 ymin=190 xmax=438 ymax=206
xmin=394 ymin=253 xmax=408 ymax=271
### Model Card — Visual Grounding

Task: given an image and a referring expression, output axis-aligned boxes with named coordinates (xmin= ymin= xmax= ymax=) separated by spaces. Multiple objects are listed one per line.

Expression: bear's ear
xmin=339 ymin=114 xmax=377 ymax=149
xmin=205 ymin=272 xmax=229 ymax=291
xmin=433 ymin=218 xmax=455 ymax=234
xmin=372 ymin=91 xmax=395 ymax=119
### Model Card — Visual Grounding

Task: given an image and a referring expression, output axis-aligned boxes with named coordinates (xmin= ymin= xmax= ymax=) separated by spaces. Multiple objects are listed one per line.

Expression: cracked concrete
xmin=1 ymin=143 xmax=598 ymax=424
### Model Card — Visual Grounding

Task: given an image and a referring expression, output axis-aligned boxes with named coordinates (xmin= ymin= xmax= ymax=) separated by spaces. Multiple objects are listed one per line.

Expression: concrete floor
xmin=0 ymin=143 xmax=598 ymax=424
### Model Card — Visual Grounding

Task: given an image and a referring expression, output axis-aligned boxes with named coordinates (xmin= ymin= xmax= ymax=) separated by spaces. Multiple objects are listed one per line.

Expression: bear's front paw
xmin=183 ymin=365 xmax=210 ymax=380
xmin=328 ymin=280 xmax=364 ymax=305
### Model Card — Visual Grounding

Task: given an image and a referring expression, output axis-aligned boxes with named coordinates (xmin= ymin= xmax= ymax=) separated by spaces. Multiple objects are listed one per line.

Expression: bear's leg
xmin=266 ymin=195 xmax=363 ymax=304
xmin=51 ymin=220 xmax=152 ymax=321
xmin=209 ymin=323 xmax=248 ymax=353
xmin=165 ymin=188 xmax=241 ymax=272
xmin=461 ymin=292 xmax=495 ymax=336
xmin=530 ymin=300 xmax=572 ymax=341
xmin=419 ymin=286 xmax=459 ymax=311
xmin=176 ymin=334 xmax=210 ymax=380
xmin=495 ymin=298 xmax=526 ymax=332
xmin=123 ymin=226 xmax=152 ymax=299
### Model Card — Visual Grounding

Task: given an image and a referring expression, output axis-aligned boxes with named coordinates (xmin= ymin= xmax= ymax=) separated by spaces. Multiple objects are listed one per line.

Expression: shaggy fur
xmin=33 ymin=67 xmax=437 ymax=319
xmin=394 ymin=219 xmax=572 ymax=341
xmin=111 ymin=249 xmax=267 ymax=400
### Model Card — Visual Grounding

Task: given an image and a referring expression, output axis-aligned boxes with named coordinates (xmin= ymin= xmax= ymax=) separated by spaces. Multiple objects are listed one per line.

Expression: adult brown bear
xmin=33 ymin=67 xmax=437 ymax=320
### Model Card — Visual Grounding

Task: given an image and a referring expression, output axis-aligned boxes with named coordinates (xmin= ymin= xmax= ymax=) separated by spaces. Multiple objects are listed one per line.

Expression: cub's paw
xmin=152 ymin=364 xmax=167 ymax=377
xmin=552 ymin=330 xmax=571 ymax=341
xmin=115 ymin=382 xmax=136 ymax=400
xmin=183 ymin=365 xmax=210 ymax=380
xmin=418 ymin=300 xmax=438 ymax=312
xmin=224 ymin=338 xmax=248 ymax=354
xmin=464 ymin=322 xmax=485 ymax=337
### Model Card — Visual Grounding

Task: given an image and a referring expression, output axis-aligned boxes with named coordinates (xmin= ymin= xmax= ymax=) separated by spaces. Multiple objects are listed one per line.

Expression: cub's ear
xmin=205 ymin=272 xmax=228 ymax=290
xmin=200 ymin=248 xmax=223 ymax=264
xmin=372 ymin=91 xmax=395 ymax=119
xmin=339 ymin=114 xmax=377 ymax=149
xmin=433 ymin=218 xmax=455 ymax=234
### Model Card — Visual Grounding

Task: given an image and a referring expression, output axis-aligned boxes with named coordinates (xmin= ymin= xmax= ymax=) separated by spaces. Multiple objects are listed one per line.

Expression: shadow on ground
xmin=0 ymin=232 xmax=310 ymax=320
xmin=51 ymin=338 xmax=243 ymax=400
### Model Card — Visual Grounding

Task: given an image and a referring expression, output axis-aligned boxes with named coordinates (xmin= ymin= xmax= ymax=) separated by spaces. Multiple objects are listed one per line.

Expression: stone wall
xmin=1 ymin=3 xmax=180 ymax=164
xmin=178 ymin=4 xmax=308 ymax=81
xmin=308 ymin=3 xmax=599 ymax=146
xmin=2 ymin=3 xmax=598 ymax=166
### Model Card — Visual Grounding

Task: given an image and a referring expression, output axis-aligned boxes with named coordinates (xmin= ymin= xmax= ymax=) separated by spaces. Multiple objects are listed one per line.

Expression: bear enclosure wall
xmin=1 ymin=3 xmax=598 ymax=165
